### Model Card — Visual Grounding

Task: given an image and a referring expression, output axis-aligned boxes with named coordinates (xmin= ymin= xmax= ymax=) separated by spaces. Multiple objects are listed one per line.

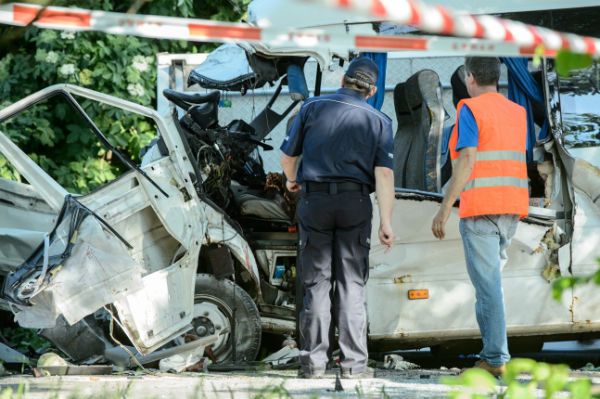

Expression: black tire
xmin=192 ymin=274 xmax=261 ymax=362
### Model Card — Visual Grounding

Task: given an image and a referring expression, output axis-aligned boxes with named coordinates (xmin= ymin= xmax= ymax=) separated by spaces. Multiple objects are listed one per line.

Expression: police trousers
xmin=297 ymin=190 xmax=372 ymax=374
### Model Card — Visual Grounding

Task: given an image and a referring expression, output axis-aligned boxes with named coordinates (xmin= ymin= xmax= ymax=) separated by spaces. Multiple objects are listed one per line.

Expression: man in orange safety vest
xmin=431 ymin=57 xmax=528 ymax=377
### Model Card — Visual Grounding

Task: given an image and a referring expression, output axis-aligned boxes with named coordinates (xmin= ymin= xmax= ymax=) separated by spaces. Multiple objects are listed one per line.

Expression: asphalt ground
xmin=1 ymin=342 xmax=599 ymax=398
xmin=0 ymin=368 xmax=599 ymax=399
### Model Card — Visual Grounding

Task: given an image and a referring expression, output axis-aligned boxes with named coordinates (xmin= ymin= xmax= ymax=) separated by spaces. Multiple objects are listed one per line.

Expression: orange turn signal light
xmin=408 ymin=289 xmax=429 ymax=300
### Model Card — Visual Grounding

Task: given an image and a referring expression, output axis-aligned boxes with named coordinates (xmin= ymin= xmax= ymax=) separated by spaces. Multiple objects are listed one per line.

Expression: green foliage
xmin=443 ymin=358 xmax=594 ymax=399
xmin=442 ymin=368 xmax=498 ymax=398
xmin=0 ymin=155 xmax=20 ymax=181
xmin=556 ymin=50 xmax=594 ymax=77
xmin=552 ymin=263 xmax=600 ymax=301
xmin=0 ymin=384 xmax=25 ymax=399
xmin=1 ymin=327 xmax=52 ymax=356
xmin=0 ymin=382 xmax=138 ymax=399
xmin=532 ymin=45 xmax=546 ymax=68
xmin=251 ymin=383 xmax=292 ymax=399
xmin=0 ymin=0 xmax=248 ymax=194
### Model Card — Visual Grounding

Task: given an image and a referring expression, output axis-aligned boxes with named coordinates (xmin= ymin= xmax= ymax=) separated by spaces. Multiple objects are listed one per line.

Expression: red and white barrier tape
xmin=306 ymin=0 xmax=600 ymax=56
xmin=0 ymin=2 xmax=597 ymax=57
xmin=0 ymin=3 xmax=262 ymax=42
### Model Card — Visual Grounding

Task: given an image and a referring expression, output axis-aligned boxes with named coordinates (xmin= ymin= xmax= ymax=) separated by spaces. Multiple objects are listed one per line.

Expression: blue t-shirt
xmin=280 ymin=88 xmax=394 ymax=188
xmin=456 ymin=105 xmax=479 ymax=151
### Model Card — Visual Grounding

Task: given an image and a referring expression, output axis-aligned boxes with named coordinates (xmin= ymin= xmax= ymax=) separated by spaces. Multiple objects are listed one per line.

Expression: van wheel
xmin=190 ymin=274 xmax=261 ymax=362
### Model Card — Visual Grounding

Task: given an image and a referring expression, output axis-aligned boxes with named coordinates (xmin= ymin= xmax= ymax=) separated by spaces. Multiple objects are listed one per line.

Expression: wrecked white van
xmin=2 ymin=12 xmax=600 ymax=364
xmin=154 ymin=42 xmax=600 ymax=358
xmin=0 ymin=85 xmax=263 ymax=363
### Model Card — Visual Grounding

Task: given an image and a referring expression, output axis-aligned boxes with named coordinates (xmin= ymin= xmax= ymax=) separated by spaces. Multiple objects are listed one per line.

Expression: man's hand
xmin=432 ymin=147 xmax=476 ymax=240
xmin=431 ymin=206 xmax=451 ymax=240
xmin=281 ymin=154 xmax=300 ymax=192
xmin=379 ymin=222 xmax=395 ymax=252
xmin=286 ymin=180 xmax=300 ymax=192
xmin=375 ymin=166 xmax=395 ymax=252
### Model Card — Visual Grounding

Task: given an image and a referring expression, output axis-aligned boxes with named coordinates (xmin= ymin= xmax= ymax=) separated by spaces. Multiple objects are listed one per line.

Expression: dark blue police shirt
xmin=280 ymin=88 xmax=394 ymax=189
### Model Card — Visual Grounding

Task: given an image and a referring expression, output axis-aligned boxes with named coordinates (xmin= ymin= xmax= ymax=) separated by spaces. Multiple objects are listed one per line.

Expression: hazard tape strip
xmin=306 ymin=0 xmax=600 ymax=56
xmin=0 ymin=2 xmax=596 ymax=57
xmin=0 ymin=3 xmax=262 ymax=42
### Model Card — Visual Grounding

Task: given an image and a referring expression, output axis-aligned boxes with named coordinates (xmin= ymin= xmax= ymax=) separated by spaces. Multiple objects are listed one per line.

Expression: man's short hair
xmin=342 ymin=77 xmax=371 ymax=97
xmin=343 ymin=57 xmax=378 ymax=97
xmin=464 ymin=57 xmax=500 ymax=86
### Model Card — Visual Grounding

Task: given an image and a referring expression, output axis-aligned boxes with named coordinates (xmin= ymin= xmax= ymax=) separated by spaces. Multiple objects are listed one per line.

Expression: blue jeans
xmin=459 ymin=214 xmax=519 ymax=366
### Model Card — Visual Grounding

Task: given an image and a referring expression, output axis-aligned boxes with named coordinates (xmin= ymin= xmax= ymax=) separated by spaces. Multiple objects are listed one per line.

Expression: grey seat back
xmin=393 ymin=70 xmax=445 ymax=192
xmin=440 ymin=65 xmax=469 ymax=186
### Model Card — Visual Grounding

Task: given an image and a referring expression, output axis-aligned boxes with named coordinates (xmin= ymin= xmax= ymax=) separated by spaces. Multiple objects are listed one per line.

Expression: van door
xmin=552 ymin=61 xmax=600 ymax=329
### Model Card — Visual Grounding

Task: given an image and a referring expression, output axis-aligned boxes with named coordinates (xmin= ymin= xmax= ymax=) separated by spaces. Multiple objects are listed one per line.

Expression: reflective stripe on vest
xmin=476 ymin=150 xmax=526 ymax=162
xmin=464 ymin=176 xmax=528 ymax=190
xmin=451 ymin=150 xmax=526 ymax=168
xmin=456 ymin=150 xmax=527 ymax=192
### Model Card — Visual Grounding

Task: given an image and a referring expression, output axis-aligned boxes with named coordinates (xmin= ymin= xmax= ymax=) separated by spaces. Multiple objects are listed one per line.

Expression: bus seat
xmin=393 ymin=69 xmax=445 ymax=193
xmin=441 ymin=65 xmax=470 ymax=187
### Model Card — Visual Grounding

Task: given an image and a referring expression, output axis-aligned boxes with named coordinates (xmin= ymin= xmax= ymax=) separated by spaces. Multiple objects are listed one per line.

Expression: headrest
xmin=451 ymin=65 xmax=470 ymax=108
xmin=394 ymin=69 xmax=441 ymax=117
xmin=394 ymin=82 xmax=409 ymax=115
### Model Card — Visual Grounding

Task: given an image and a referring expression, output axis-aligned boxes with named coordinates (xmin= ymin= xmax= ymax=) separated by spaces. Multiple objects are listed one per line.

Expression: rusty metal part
xmin=204 ymin=346 xmax=218 ymax=363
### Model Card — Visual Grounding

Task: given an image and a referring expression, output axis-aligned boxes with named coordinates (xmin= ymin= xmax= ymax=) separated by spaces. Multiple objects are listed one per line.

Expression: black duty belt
xmin=304 ymin=181 xmax=370 ymax=194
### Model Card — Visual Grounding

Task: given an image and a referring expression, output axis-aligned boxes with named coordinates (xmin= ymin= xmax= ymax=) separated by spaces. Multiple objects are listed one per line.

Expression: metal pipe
xmin=314 ymin=63 xmax=323 ymax=96
xmin=261 ymin=316 xmax=296 ymax=334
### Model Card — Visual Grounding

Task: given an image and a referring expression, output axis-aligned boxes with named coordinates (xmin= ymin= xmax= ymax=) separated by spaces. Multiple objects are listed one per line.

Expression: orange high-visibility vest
xmin=449 ymin=93 xmax=529 ymax=219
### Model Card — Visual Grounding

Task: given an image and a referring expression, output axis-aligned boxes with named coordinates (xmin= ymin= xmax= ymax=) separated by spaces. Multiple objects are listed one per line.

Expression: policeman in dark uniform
xmin=280 ymin=58 xmax=395 ymax=379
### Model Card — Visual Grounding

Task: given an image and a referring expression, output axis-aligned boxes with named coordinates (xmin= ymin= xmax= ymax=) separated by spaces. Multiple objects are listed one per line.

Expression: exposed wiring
xmin=103 ymin=305 xmax=151 ymax=374
xmin=28 ymin=233 xmax=50 ymax=299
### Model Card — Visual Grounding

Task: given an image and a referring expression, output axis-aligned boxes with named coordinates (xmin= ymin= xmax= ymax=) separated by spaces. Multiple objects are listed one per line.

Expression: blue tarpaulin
xmin=501 ymin=57 xmax=550 ymax=162
xmin=361 ymin=53 xmax=388 ymax=110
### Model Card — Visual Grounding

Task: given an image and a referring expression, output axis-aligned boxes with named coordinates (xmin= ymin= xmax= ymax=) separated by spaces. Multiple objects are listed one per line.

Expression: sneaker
xmin=297 ymin=368 xmax=325 ymax=379
xmin=474 ymin=359 xmax=506 ymax=377
xmin=341 ymin=366 xmax=375 ymax=379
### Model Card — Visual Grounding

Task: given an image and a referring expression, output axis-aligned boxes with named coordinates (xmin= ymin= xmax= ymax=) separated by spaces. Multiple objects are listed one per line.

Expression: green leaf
xmin=0 ymin=387 xmax=14 ymax=399
xmin=552 ymin=276 xmax=577 ymax=301
xmin=556 ymin=50 xmax=593 ymax=77
xmin=591 ymin=265 xmax=600 ymax=285
xmin=460 ymin=368 xmax=497 ymax=391
xmin=544 ymin=364 xmax=570 ymax=398
xmin=532 ymin=45 xmax=545 ymax=68
xmin=504 ymin=358 xmax=537 ymax=383
xmin=55 ymin=103 xmax=67 ymax=120
xmin=531 ymin=362 xmax=552 ymax=382
xmin=504 ymin=381 xmax=536 ymax=399
xmin=568 ymin=378 xmax=592 ymax=399
xmin=78 ymin=68 xmax=93 ymax=86
xmin=34 ymin=49 xmax=48 ymax=63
